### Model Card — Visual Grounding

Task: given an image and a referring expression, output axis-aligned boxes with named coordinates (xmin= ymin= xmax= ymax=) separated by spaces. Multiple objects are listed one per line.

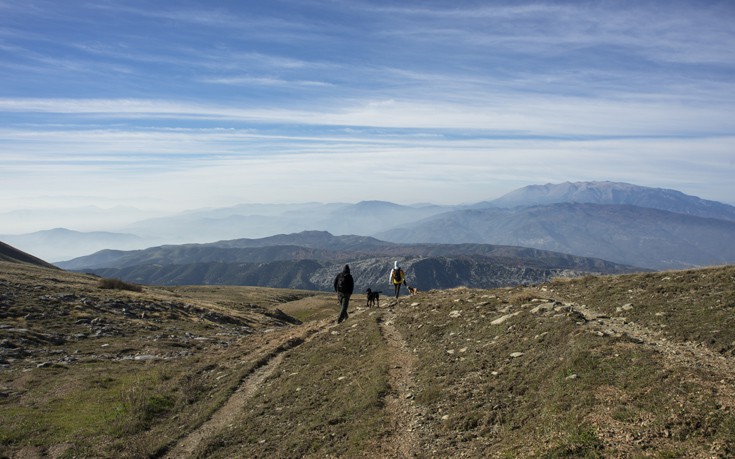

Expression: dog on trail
xmin=366 ymin=288 xmax=381 ymax=307
xmin=408 ymin=286 xmax=418 ymax=296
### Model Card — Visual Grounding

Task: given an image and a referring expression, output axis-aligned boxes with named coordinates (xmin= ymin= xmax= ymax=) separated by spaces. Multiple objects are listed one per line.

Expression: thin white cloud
xmin=365 ymin=1 xmax=735 ymax=66
xmin=202 ymin=76 xmax=334 ymax=87
xmin=2 ymin=93 xmax=733 ymax=137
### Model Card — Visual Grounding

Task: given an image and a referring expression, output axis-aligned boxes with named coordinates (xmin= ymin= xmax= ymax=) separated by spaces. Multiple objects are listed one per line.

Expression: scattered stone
xmin=530 ymin=303 xmax=555 ymax=314
xmin=449 ymin=310 xmax=462 ymax=318
xmin=491 ymin=312 xmax=520 ymax=325
xmin=565 ymin=373 xmax=579 ymax=380
xmin=510 ymin=352 xmax=524 ymax=358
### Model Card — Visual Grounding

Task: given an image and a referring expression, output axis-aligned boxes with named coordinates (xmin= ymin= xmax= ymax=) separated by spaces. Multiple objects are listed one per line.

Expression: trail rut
xmin=162 ymin=318 xmax=335 ymax=458
xmin=374 ymin=302 xmax=423 ymax=458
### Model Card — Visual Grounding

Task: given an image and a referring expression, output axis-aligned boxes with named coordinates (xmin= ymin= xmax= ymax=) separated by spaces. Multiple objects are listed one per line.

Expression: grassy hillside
xmin=1 ymin=261 xmax=734 ymax=458
xmin=0 ymin=241 xmax=57 ymax=269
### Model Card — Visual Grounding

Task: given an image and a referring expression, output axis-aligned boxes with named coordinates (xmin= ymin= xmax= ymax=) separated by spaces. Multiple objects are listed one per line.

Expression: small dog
xmin=408 ymin=286 xmax=418 ymax=296
xmin=366 ymin=288 xmax=381 ymax=307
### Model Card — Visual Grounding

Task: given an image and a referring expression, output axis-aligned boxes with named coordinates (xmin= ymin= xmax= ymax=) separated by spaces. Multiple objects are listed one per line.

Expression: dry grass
xmin=1 ymin=261 xmax=734 ymax=458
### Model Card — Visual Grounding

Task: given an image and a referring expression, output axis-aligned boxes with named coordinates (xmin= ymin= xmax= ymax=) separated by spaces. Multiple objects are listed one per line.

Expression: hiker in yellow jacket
xmin=389 ymin=261 xmax=406 ymax=299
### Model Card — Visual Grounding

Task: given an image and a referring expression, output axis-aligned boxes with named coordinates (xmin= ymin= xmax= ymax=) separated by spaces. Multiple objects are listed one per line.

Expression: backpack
xmin=336 ymin=272 xmax=353 ymax=293
xmin=392 ymin=268 xmax=404 ymax=284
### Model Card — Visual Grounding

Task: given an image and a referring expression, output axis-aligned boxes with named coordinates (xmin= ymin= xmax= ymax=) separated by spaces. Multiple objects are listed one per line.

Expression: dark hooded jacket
xmin=333 ymin=264 xmax=354 ymax=296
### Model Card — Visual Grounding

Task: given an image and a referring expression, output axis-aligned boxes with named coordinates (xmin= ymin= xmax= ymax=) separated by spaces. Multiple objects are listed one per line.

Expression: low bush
xmin=98 ymin=278 xmax=142 ymax=292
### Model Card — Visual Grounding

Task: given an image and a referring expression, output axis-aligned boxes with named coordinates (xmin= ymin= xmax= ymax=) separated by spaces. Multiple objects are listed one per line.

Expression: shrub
xmin=98 ymin=278 xmax=142 ymax=292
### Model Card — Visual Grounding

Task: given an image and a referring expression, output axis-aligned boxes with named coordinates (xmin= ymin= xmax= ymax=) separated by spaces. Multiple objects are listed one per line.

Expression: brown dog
xmin=408 ymin=286 xmax=418 ymax=296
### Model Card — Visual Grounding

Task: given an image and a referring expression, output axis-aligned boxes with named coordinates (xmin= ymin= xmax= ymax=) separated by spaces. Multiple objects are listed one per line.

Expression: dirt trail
xmin=374 ymin=301 xmax=422 ymax=458
xmin=164 ymin=297 xmax=428 ymax=459
xmin=163 ymin=317 xmax=338 ymax=459
xmin=164 ymin=352 xmax=286 ymax=458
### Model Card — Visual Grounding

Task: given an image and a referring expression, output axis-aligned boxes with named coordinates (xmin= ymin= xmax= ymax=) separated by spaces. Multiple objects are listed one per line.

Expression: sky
xmin=1 ymin=0 xmax=734 ymax=233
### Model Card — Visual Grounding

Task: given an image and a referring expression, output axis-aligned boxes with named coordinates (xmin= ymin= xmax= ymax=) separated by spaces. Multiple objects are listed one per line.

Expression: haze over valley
xmin=2 ymin=182 xmax=733 ymax=283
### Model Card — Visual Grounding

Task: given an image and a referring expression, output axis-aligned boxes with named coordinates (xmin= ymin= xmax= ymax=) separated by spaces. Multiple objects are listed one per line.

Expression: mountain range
xmin=476 ymin=181 xmax=735 ymax=221
xmin=56 ymin=231 xmax=638 ymax=291
xmin=377 ymin=202 xmax=735 ymax=270
xmin=5 ymin=181 xmax=735 ymax=273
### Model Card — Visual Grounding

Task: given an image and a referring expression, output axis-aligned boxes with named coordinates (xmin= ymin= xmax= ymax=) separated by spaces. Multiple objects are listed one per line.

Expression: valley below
xmin=2 ymin=259 xmax=734 ymax=458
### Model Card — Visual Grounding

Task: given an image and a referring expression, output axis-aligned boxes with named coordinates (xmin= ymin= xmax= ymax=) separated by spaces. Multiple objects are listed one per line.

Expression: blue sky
xmin=1 ymin=0 xmax=734 ymax=232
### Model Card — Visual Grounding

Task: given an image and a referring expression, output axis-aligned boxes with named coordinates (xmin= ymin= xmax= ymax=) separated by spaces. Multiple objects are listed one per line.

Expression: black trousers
xmin=337 ymin=293 xmax=350 ymax=323
xmin=393 ymin=282 xmax=403 ymax=298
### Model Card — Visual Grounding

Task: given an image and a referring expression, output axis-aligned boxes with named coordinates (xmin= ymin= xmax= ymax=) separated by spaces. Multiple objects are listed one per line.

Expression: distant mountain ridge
xmin=8 ymin=181 xmax=735 ymax=271
xmin=58 ymin=231 xmax=639 ymax=290
xmin=481 ymin=181 xmax=735 ymax=221
xmin=1 ymin=228 xmax=146 ymax=262
xmin=377 ymin=203 xmax=735 ymax=270
xmin=120 ymin=200 xmax=450 ymax=245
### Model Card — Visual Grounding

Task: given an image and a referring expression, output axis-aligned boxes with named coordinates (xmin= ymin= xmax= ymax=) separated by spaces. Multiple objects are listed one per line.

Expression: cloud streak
xmin=0 ymin=0 xmax=734 ymax=233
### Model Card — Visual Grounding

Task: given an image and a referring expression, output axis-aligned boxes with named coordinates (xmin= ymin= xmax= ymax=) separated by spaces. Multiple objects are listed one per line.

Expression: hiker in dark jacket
xmin=334 ymin=264 xmax=354 ymax=323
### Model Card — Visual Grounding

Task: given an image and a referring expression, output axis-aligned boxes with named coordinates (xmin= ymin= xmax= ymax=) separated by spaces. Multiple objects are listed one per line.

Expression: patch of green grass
xmin=542 ymin=426 xmax=603 ymax=459
xmin=0 ymin=365 xmax=142 ymax=450
xmin=0 ymin=358 xmax=245 ymax=458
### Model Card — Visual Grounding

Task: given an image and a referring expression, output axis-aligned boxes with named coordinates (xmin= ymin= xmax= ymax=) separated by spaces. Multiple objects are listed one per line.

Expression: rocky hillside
xmin=57 ymin=231 xmax=640 ymax=290
xmin=1 ymin=261 xmax=733 ymax=458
